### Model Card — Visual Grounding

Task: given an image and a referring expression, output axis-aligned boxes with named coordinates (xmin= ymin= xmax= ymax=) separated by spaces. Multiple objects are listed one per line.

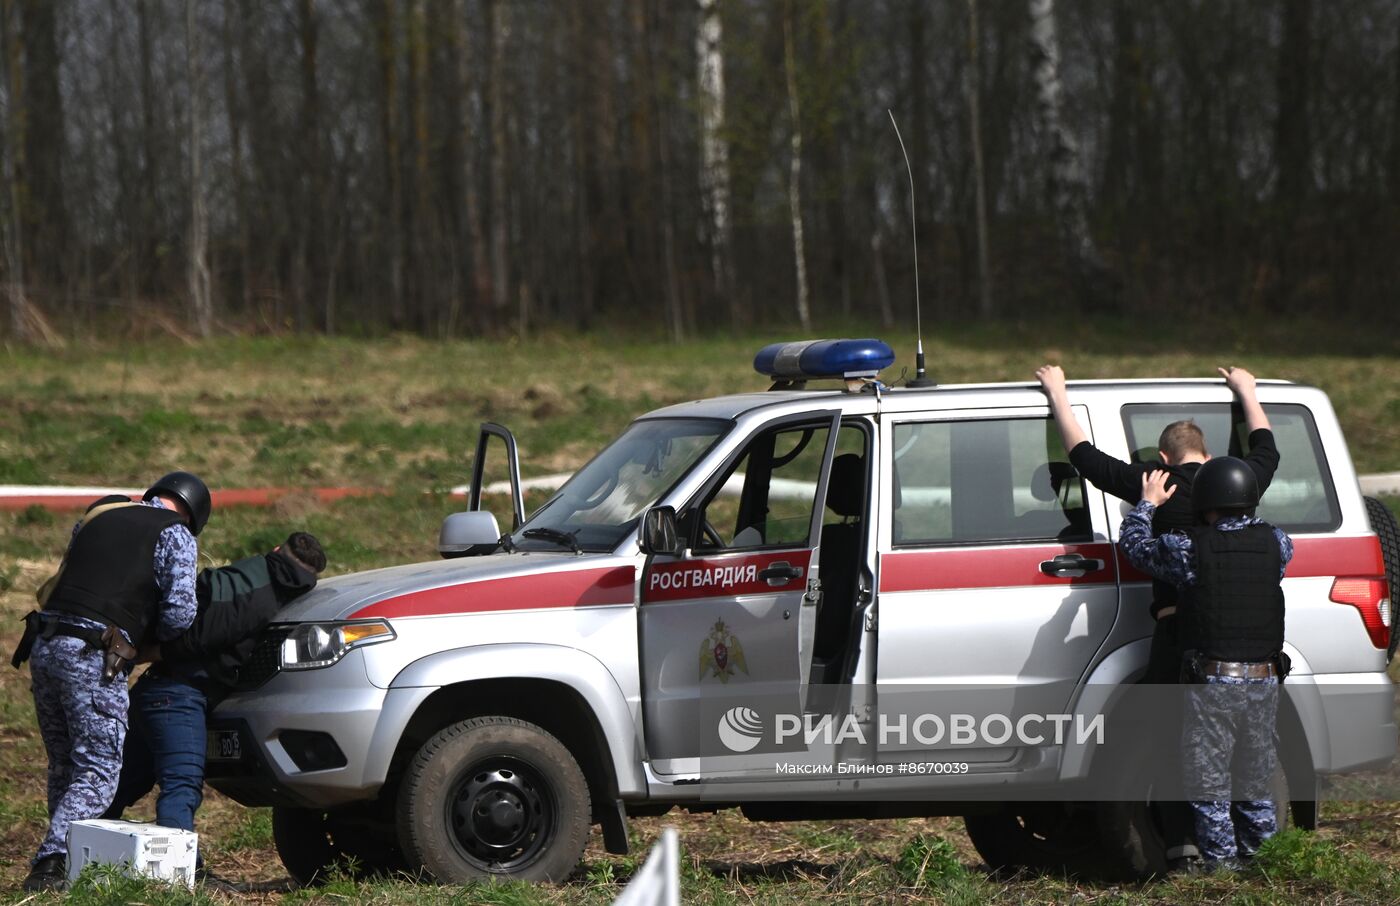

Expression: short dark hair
xmin=1158 ymin=420 xmax=1208 ymax=460
xmin=284 ymin=532 xmax=327 ymax=574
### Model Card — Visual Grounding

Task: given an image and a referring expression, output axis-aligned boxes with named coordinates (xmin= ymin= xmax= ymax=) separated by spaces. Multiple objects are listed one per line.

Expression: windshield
xmin=513 ymin=417 xmax=729 ymax=552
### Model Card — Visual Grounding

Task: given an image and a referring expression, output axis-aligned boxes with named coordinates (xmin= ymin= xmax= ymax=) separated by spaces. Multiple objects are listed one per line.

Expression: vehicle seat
xmin=815 ymin=453 xmax=866 ymax=661
xmin=1018 ymin=461 xmax=1091 ymax=540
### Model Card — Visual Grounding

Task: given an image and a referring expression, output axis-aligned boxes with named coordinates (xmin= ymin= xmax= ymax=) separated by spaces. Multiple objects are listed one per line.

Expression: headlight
xmin=281 ymin=620 xmax=395 ymax=671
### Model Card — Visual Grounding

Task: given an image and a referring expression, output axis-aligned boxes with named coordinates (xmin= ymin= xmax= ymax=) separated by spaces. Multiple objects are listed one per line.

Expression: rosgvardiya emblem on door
xmin=699 ymin=619 xmax=749 ymax=683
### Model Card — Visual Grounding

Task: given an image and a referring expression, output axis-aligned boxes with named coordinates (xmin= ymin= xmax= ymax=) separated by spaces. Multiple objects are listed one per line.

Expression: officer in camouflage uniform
xmin=16 ymin=472 xmax=210 ymax=892
xmin=1119 ymin=458 xmax=1293 ymax=871
xmin=1037 ymin=364 xmax=1280 ymax=870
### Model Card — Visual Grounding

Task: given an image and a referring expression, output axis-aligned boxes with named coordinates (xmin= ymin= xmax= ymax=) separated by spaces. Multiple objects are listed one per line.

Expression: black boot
xmin=22 ymin=853 xmax=66 ymax=892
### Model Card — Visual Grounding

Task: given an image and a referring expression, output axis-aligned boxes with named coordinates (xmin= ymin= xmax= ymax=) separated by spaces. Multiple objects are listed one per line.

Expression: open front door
xmin=469 ymin=422 xmax=524 ymax=531
xmin=639 ymin=411 xmax=841 ymax=773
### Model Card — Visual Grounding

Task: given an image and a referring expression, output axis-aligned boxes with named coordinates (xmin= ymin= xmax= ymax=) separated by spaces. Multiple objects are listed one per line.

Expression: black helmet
xmin=144 ymin=471 xmax=212 ymax=536
xmin=1191 ymin=456 xmax=1259 ymax=518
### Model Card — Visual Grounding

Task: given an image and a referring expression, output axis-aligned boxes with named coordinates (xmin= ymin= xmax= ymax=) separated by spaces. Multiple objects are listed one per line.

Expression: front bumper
xmin=206 ymin=649 xmax=434 ymax=808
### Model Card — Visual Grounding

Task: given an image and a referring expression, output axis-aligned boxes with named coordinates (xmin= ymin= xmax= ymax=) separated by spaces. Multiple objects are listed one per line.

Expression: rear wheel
xmin=964 ymin=804 xmax=1108 ymax=877
xmin=396 ymin=716 xmax=590 ymax=883
xmin=1363 ymin=496 xmax=1400 ymax=661
xmin=1096 ymin=744 xmax=1291 ymax=879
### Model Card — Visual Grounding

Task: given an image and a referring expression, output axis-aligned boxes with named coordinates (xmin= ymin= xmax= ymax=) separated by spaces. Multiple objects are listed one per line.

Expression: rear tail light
xmin=1330 ymin=577 xmax=1391 ymax=650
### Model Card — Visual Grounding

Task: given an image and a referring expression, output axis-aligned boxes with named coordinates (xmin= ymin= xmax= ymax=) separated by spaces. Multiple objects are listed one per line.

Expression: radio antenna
xmin=888 ymin=109 xmax=935 ymax=387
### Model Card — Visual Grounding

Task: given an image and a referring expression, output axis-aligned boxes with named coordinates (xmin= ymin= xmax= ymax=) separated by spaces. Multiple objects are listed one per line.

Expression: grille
xmin=236 ymin=626 xmax=291 ymax=691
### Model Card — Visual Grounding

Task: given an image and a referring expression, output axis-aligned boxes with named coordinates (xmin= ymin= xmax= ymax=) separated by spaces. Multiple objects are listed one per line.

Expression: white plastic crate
xmin=66 ymin=819 xmax=198 ymax=889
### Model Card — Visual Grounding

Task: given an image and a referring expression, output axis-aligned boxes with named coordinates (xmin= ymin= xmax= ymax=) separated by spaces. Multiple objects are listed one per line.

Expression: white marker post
xmin=612 ymin=827 xmax=679 ymax=906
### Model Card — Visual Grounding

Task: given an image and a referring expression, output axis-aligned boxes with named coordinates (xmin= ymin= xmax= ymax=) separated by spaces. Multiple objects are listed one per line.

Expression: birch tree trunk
xmin=696 ymin=0 xmax=736 ymax=329
xmin=1027 ymin=0 xmax=1112 ymax=308
xmin=783 ymin=2 xmax=811 ymax=332
xmin=186 ymin=0 xmax=212 ymax=337
xmin=968 ymin=0 xmax=993 ymax=319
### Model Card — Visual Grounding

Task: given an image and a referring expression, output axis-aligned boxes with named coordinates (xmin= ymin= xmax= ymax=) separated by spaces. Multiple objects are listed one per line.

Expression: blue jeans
xmin=102 ymin=672 xmax=208 ymax=833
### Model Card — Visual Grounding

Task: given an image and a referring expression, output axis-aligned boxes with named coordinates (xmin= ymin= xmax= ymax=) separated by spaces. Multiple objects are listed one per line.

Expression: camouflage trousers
xmin=29 ymin=635 xmax=129 ymax=862
xmin=1181 ymin=672 xmax=1280 ymax=861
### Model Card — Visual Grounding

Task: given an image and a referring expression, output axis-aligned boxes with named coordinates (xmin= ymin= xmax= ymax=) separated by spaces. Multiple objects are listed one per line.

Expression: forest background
xmin=2 ymin=0 xmax=1398 ymax=344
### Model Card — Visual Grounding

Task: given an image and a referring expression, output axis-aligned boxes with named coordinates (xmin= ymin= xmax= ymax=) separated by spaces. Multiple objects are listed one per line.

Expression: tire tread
xmin=397 ymin=714 xmax=590 ymax=884
xmin=1363 ymin=496 xmax=1400 ymax=661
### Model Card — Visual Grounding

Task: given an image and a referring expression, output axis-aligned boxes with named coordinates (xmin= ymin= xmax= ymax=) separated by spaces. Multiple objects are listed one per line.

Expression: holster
xmin=1179 ymin=650 xmax=1204 ymax=684
xmin=10 ymin=611 xmax=42 ymax=668
xmin=100 ymin=626 xmax=138 ymax=684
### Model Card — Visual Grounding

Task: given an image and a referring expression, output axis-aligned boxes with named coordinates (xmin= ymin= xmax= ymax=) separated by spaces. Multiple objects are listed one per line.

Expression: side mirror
xmin=439 ymin=511 xmax=502 ymax=558
xmin=639 ymin=506 xmax=680 ymax=557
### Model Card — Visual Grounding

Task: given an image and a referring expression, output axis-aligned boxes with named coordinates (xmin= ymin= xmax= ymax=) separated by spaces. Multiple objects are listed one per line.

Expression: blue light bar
xmin=753 ymin=339 xmax=896 ymax=381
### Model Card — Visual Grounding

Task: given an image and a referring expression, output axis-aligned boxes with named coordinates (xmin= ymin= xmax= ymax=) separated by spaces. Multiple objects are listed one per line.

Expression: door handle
xmin=1039 ymin=554 xmax=1104 ymax=576
xmin=759 ymin=562 xmax=804 ymax=586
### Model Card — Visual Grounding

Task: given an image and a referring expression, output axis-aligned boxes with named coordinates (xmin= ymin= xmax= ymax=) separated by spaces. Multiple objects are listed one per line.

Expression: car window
xmin=1122 ymin=403 xmax=1340 ymax=532
xmin=515 ymin=417 xmax=728 ymax=552
xmin=694 ymin=420 xmax=842 ymax=551
xmin=892 ymin=417 xmax=1091 ymax=546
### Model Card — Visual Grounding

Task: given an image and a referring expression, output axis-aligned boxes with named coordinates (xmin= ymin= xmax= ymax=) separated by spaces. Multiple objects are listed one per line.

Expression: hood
xmin=275 ymin=551 xmax=637 ymax=622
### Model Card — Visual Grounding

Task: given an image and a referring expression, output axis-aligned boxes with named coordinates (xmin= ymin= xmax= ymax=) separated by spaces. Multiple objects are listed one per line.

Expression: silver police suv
xmin=207 ymin=340 xmax=1398 ymax=883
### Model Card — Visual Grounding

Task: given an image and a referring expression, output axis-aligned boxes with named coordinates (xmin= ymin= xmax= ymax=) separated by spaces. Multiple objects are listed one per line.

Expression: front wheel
xmin=396 ymin=716 xmax=591 ymax=883
xmin=272 ymin=806 xmax=406 ymax=886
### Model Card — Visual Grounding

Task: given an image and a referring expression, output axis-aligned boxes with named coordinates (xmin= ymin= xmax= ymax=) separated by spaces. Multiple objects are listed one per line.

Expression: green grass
xmin=0 ymin=323 xmax=1396 ymax=495
xmin=218 ymin=808 xmax=275 ymax=853
xmin=895 ymin=833 xmax=968 ymax=889
xmin=1 ymin=329 xmax=1397 ymax=903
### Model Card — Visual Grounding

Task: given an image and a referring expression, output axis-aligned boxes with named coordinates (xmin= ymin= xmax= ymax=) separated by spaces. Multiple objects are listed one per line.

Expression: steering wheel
xmin=578 ymin=471 xmax=619 ymax=509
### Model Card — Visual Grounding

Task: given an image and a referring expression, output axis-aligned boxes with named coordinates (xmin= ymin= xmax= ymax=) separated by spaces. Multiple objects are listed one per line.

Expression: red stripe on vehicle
xmin=1115 ymin=534 xmax=1385 ymax=584
xmin=349 ymin=566 xmax=635 ymax=619
xmin=643 ymin=550 xmax=815 ymax=603
xmin=879 ymin=543 xmax=1117 ymax=593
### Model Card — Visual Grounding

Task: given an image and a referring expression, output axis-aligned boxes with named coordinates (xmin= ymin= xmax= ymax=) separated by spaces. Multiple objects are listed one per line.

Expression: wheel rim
xmin=445 ymin=757 xmax=557 ymax=873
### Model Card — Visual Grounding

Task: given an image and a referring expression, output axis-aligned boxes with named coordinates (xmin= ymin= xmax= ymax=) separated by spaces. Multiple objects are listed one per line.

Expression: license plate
xmin=207 ymin=729 xmax=242 ymax=762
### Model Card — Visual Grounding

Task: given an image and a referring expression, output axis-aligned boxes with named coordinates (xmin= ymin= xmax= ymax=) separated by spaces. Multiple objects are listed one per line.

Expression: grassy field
xmin=1 ymin=325 xmax=1398 ymax=903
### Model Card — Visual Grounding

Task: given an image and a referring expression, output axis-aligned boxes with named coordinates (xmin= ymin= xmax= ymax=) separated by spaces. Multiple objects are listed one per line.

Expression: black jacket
xmin=1070 ymin=428 xmax=1280 ymax=616
xmin=158 ymin=549 xmax=318 ymax=693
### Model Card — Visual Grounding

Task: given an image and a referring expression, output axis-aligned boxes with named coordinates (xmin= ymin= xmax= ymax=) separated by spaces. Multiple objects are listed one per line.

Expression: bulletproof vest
xmin=44 ymin=503 xmax=185 ymax=645
xmin=1182 ymin=523 xmax=1285 ymax=661
xmin=1148 ymin=462 xmax=1201 ymax=615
